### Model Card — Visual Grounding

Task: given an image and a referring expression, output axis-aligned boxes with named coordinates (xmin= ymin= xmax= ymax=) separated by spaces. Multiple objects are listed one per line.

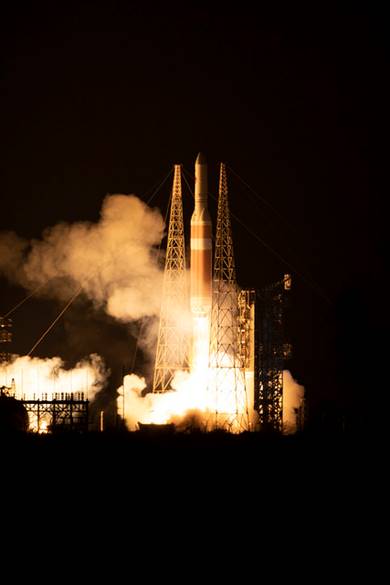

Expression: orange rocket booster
xmin=190 ymin=153 xmax=212 ymax=315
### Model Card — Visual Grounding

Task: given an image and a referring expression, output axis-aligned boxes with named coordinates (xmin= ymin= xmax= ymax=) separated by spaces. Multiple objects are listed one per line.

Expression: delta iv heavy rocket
xmin=190 ymin=153 xmax=212 ymax=317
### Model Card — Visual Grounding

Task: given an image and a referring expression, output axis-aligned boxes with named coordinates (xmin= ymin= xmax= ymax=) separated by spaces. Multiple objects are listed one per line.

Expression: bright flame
xmin=39 ymin=420 xmax=48 ymax=434
xmin=119 ymin=315 xmax=254 ymax=433
xmin=118 ymin=317 xmax=303 ymax=434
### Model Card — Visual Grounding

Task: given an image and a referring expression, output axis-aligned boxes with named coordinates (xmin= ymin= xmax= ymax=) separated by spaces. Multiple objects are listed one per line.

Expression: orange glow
xmin=120 ymin=314 xmax=253 ymax=432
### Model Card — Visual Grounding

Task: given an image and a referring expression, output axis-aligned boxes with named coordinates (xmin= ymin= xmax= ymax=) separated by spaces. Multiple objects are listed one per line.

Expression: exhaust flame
xmin=118 ymin=316 xmax=302 ymax=434
xmin=0 ymin=189 xmax=303 ymax=434
xmin=119 ymin=367 xmax=303 ymax=434
xmin=118 ymin=315 xmax=254 ymax=433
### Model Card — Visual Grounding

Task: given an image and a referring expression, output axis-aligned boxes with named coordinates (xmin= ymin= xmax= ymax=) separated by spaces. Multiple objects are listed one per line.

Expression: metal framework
xmin=238 ymin=289 xmax=256 ymax=370
xmin=208 ymin=163 xmax=249 ymax=431
xmin=255 ymin=274 xmax=292 ymax=432
xmin=153 ymin=164 xmax=191 ymax=393
xmin=0 ymin=317 xmax=12 ymax=365
xmin=22 ymin=393 xmax=89 ymax=433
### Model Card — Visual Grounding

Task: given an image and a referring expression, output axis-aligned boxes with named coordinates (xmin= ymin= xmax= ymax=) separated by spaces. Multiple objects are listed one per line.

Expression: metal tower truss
xmin=153 ymin=164 xmax=191 ymax=393
xmin=255 ymin=274 xmax=292 ymax=432
xmin=22 ymin=394 xmax=89 ymax=433
xmin=0 ymin=317 xmax=13 ymax=365
xmin=208 ymin=163 xmax=249 ymax=432
xmin=238 ymin=289 xmax=256 ymax=371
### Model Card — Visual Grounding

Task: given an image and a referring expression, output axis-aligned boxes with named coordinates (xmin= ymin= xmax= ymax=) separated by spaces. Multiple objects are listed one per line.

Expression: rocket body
xmin=190 ymin=153 xmax=212 ymax=316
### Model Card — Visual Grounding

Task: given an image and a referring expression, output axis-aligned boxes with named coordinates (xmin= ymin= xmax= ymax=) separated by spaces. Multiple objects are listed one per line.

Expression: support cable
xmin=27 ymin=286 xmax=83 ymax=357
xmin=3 ymin=169 xmax=173 ymax=318
xmin=183 ymin=166 xmax=331 ymax=304
xmin=130 ymin=185 xmax=173 ymax=374
xmin=144 ymin=169 xmax=173 ymax=206
xmin=181 ymin=169 xmax=194 ymax=199
xmin=3 ymin=282 xmax=50 ymax=318
xmin=227 ymin=165 xmax=301 ymax=237
xmin=226 ymin=204 xmax=331 ymax=304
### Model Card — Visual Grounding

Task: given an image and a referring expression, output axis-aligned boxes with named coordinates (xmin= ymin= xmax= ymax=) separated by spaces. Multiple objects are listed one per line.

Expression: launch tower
xmin=152 ymin=165 xmax=191 ymax=393
xmin=255 ymin=274 xmax=292 ymax=432
xmin=150 ymin=154 xmax=292 ymax=433
xmin=0 ymin=317 xmax=12 ymax=365
xmin=208 ymin=163 xmax=250 ymax=431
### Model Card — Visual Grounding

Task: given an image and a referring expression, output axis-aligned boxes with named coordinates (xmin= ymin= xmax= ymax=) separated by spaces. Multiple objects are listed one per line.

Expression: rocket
xmin=190 ymin=152 xmax=212 ymax=316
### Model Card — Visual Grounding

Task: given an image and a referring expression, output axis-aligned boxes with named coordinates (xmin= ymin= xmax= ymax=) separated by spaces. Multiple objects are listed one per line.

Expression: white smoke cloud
xmin=117 ymin=371 xmax=201 ymax=431
xmin=283 ymin=370 xmax=305 ymax=434
xmin=117 ymin=370 xmax=305 ymax=434
xmin=0 ymin=353 xmax=108 ymax=401
xmin=0 ymin=194 xmax=165 ymax=321
xmin=0 ymin=195 xmax=306 ymax=436
xmin=117 ymin=373 xmax=149 ymax=430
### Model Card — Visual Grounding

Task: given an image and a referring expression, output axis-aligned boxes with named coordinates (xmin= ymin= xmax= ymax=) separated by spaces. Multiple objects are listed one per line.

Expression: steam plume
xmin=0 ymin=353 xmax=107 ymax=401
xmin=283 ymin=370 xmax=305 ymax=433
xmin=0 ymin=194 xmax=165 ymax=321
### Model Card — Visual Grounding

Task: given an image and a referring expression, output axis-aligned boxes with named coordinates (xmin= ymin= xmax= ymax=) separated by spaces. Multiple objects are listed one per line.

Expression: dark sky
xmin=0 ymin=2 xmax=387 ymax=426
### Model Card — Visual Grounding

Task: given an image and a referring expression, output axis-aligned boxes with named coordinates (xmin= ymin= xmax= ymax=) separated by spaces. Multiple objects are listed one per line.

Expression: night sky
xmin=0 ymin=2 xmax=386 ymax=429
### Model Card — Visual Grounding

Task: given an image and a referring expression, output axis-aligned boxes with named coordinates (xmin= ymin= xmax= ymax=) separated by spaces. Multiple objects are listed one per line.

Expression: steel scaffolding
xmin=0 ymin=316 xmax=12 ymax=365
xmin=208 ymin=163 xmax=249 ymax=431
xmin=22 ymin=393 xmax=89 ymax=433
xmin=153 ymin=164 xmax=191 ymax=392
xmin=255 ymin=274 xmax=292 ymax=432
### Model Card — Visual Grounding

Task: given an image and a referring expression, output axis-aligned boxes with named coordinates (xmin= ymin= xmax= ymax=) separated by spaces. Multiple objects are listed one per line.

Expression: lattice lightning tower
xmin=208 ymin=163 xmax=249 ymax=431
xmin=152 ymin=165 xmax=190 ymax=393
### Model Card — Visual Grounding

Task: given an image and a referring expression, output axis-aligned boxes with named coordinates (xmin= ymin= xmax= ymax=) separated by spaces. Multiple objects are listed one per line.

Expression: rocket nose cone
xmin=196 ymin=152 xmax=207 ymax=165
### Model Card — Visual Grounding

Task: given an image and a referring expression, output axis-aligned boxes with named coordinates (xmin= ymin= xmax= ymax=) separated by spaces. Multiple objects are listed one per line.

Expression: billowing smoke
xmin=117 ymin=373 xmax=149 ymax=430
xmin=0 ymin=194 xmax=165 ymax=321
xmin=118 ymin=369 xmax=305 ymax=433
xmin=0 ymin=194 xmax=167 ymax=428
xmin=283 ymin=370 xmax=305 ymax=433
xmin=0 ymin=194 xmax=306 ymax=435
xmin=117 ymin=371 xmax=207 ymax=431
xmin=1 ymin=353 xmax=107 ymax=401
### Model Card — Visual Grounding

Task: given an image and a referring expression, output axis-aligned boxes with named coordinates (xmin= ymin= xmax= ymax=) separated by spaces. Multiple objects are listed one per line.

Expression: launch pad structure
xmin=1 ymin=154 xmax=294 ymax=435
xmin=1 ymin=316 xmax=89 ymax=433
xmin=152 ymin=165 xmax=191 ymax=393
xmin=0 ymin=316 xmax=13 ymax=365
xmin=152 ymin=154 xmax=292 ymax=433
xmin=0 ymin=373 xmax=89 ymax=432
xmin=255 ymin=276 xmax=292 ymax=432
xmin=21 ymin=393 xmax=89 ymax=433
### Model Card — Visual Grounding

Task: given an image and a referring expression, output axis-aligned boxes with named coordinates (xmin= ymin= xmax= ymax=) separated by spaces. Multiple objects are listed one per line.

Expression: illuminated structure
xmin=238 ymin=288 xmax=256 ymax=421
xmin=21 ymin=392 xmax=89 ymax=433
xmin=0 ymin=316 xmax=12 ymax=365
xmin=255 ymin=275 xmax=292 ymax=432
xmin=151 ymin=154 xmax=291 ymax=432
xmin=152 ymin=164 xmax=191 ymax=393
xmin=208 ymin=163 xmax=250 ymax=431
